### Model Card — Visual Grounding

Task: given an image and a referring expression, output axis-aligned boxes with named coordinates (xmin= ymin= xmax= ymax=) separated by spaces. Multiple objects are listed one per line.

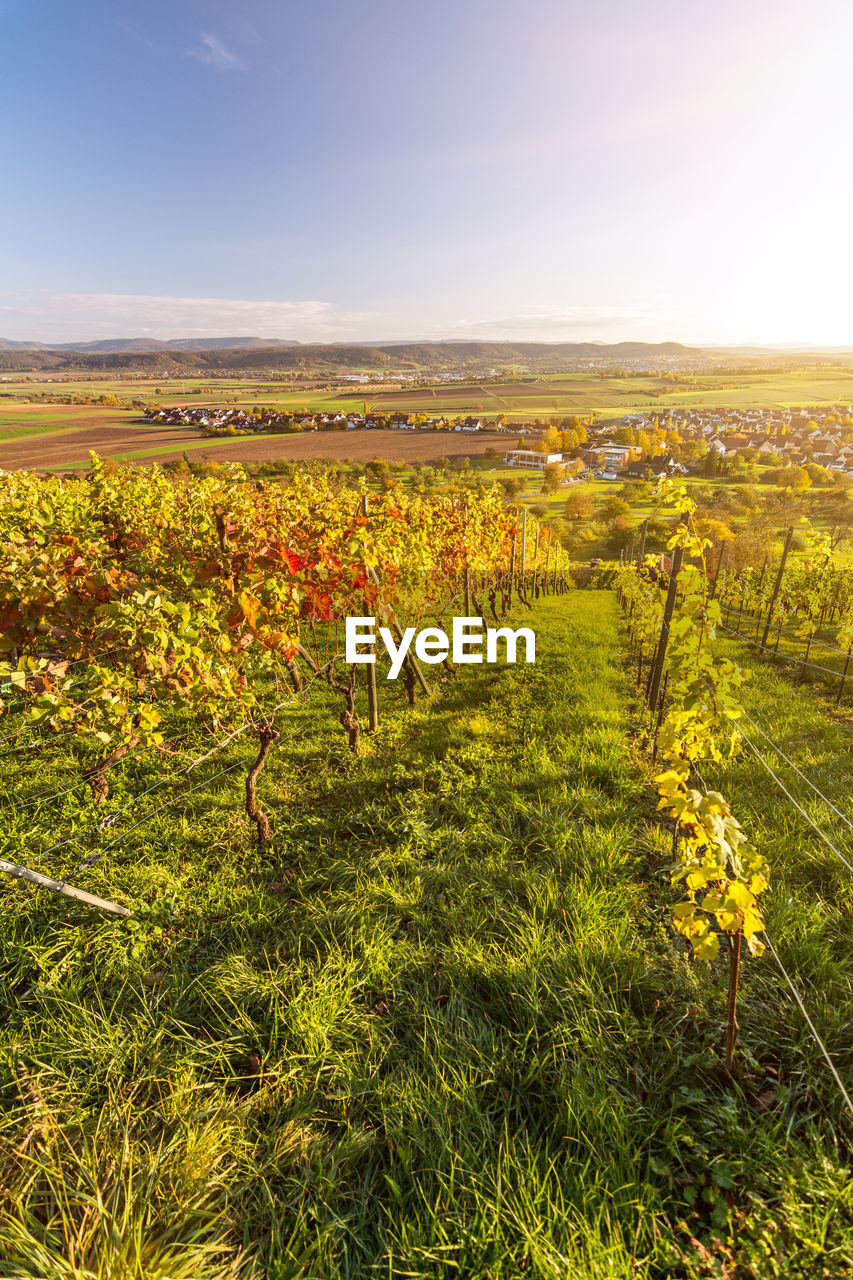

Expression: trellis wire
xmin=692 ymin=762 xmax=853 ymax=1116
xmin=720 ymin=603 xmax=851 ymax=660
xmin=718 ymin=625 xmax=844 ymax=680
xmin=736 ymin=730 xmax=853 ymax=877
xmin=764 ymin=936 xmax=853 ymax=1117
xmin=66 ymin=709 xmax=322 ymax=881
xmin=738 ymin=708 xmax=853 ymax=834
xmin=25 ymin=697 xmax=301 ymax=870
xmin=5 ymin=725 xmax=199 ymax=817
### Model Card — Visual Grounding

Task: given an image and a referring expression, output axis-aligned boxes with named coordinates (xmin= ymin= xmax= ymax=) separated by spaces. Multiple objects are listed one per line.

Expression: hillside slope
xmin=0 ymin=340 xmax=702 ymax=373
xmin=1 ymin=593 xmax=851 ymax=1278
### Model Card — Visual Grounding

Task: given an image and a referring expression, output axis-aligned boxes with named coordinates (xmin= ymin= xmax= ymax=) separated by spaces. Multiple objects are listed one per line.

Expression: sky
xmin=1 ymin=0 xmax=852 ymax=347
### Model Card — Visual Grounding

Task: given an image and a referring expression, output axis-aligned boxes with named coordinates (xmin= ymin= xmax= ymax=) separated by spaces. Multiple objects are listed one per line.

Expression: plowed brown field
xmin=0 ymin=425 xmax=202 ymax=470
xmin=1 ymin=427 xmax=511 ymax=471
xmin=124 ymin=430 xmax=510 ymax=467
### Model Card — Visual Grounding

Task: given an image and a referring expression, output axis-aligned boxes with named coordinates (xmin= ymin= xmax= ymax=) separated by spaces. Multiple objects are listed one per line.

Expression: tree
xmin=695 ymin=517 xmax=733 ymax=555
xmin=607 ymin=514 xmax=633 ymax=552
xmin=620 ymin=480 xmax=651 ymax=502
xmin=783 ymin=466 xmax=811 ymax=490
xmin=542 ymin=426 xmax=562 ymax=453
xmin=805 ymin=463 xmax=830 ymax=486
xmin=679 ymin=440 xmax=706 ymax=464
xmin=599 ymin=496 xmax=631 ymax=522
xmin=542 ymin=462 xmax=563 ymax=493
xmin=565 ymin=489 xmax=594 ymax=520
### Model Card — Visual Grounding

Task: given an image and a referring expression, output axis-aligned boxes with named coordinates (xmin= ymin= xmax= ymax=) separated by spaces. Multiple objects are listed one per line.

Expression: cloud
xmin=0 ymin=292 xmax=377 ymax=344
xmin=186 ymin=33 xmax=247 ymax=72
xmin=117 ymin=21 xmax=161 ymax=55
xmin=444 ymin=303 xmax=682 ymax=343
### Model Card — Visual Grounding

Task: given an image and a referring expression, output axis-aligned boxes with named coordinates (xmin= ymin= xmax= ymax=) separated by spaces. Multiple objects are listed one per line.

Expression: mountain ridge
xmin=0 ymin=338 xmax=703 ymax=374
xmin=0 ymin=336 xmax=301 ymax=353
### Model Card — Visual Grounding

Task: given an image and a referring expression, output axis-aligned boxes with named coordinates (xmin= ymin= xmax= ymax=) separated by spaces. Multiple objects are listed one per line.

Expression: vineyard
xmin=0 ymin=459 xmax=571 ymax=904
xmin=1 ymin=462 xmax=853 ymax=1279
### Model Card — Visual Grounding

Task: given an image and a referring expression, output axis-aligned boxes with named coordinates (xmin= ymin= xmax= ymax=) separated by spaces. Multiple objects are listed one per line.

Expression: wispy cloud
xmin=0 ymin=292 xmax=377 ymax=344
xmin=445 ymin=303 xmax=682 ymax=343
xmin=186 ymin=33 xmax=247 ymax=72
xmin=117 ymin=21 xmax=161 ymax=55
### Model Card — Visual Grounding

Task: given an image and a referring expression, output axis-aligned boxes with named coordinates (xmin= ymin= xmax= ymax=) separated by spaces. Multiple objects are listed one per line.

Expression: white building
xmin=504 ymin=450 xmax=562 ymax=469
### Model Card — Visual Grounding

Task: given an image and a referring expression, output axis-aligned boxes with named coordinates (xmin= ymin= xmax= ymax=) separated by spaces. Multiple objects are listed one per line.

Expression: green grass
xmin=0 ymin=423 xmax=90 ymax=443
xmin=0 ymin=406 xmax=140 ymax=426
xmin=1 ymin=592 xmax=852 ymax=1277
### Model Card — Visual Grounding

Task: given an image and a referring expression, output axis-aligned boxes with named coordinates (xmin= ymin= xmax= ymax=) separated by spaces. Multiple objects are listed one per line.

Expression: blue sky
xmin=1 ymin=0 xmax=851 ymax=345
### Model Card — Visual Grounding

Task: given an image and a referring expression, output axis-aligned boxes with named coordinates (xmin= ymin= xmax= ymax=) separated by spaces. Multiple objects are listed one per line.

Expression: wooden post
xmin=648 ymin=544 xmax=684 ymax=713
xmin=520 ymin=509 xmax=528 ymax=596
xmin=508 ymin=514 xmax=518 ymax=605
xmin=552 ymin=537 xmax=559 ymax=592
xmin=651 ymin=670 xmax=669 ymax=763
xmin=0 ymin=858 xmax=131 ymax=917
xmin=361 ymin=496 xmax=380 ymax=732
xmin=760 ymin=527 xmax=794 ymax=652
xmin=708 ymin=540 xmax=726 ymax=601
xmin=725 ymin=931 xmax=742 ymax=1071
xmin=364 ymin=563 xmax=430 ymax=697
xmin=463 ymin=501 xmax=473 ymax=617
xmin=532 ymin=525 xmax=541 ymax=597
xmin=296 ymin=642 xmax=319 ymax=672
xmin=636 ymin=518 xmax=648 ymax=566
xmin=836 ymin=644 xmax=852 ymax=709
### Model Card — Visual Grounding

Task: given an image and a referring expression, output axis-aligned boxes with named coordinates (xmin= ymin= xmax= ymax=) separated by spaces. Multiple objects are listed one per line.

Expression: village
xmin=142 ymin=399 xmax=853 ymax=485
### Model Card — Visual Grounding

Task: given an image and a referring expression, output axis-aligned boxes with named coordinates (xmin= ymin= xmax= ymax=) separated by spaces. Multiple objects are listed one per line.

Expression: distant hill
xmin=0 ymin=338 xmax=704 ymax=374
xmin=0 ymin=336 xmax=301 ymax=354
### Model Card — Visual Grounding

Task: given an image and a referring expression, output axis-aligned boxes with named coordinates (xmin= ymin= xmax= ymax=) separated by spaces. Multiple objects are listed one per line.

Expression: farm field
xmin=0 ymin=424 xmax=511 ymax=471
xmin=3 ymin=361 xmax=853 ymax=430
xmin=0 ymin=403 xmax=143 ymax=437
xmin=0 ymin=422 xmax=209 ymax=471
xmin=357 ymin=367 xmax=853 ymax=419
xmin=3 ymin=589 xmax=853 ymax=1277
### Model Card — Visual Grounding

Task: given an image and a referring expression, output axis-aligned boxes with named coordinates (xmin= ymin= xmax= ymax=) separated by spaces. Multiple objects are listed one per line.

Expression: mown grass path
xmin=1 ymin=593 xmax=852 ymax=1278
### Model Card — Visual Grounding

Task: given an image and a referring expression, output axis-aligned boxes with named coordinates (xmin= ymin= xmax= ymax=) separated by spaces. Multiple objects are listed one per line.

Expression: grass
xmin=0 ymin=423 xmax=90 ymax=444
xmin=701 ymin=622 xmax=853 ymax=914
xmin=1 ymin=592 xmax=852 ymax=1277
